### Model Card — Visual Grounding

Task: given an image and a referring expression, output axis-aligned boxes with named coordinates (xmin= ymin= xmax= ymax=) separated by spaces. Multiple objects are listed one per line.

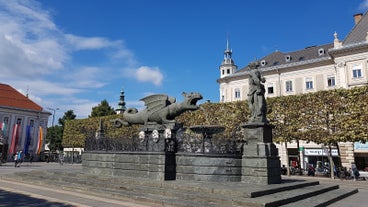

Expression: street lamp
xmin=47 ymin=107 xmax=59 ymax=127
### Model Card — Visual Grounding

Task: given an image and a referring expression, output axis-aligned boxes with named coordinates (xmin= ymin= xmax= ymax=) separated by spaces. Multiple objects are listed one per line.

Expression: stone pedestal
xmin=137 ymin=122 xmax=182 ymax=180
xmin=241 ymin=123 xmax=281 ymax=184
xmin=138 ymin=122 xmax=182 ymax=152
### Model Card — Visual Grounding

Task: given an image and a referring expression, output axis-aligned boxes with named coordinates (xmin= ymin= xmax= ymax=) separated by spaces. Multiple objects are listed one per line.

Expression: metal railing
xmin=84 ymin=127 xmax=244 ymax=156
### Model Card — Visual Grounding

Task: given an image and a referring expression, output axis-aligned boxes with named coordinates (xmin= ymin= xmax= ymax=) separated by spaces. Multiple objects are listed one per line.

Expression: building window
xmin=267 ymin=83 xmax=274 ymax=94
xmin=234 ymin=89 xmax=241 ymax=99
xmin=267 ymin=86 xmax=274 ymax=94
xmin=16 ymin=118 xmax=22 ymax=125
xmin=227 ymin=69 xmax=230 ymax=74
xmin=327 ymin=76 xmax=336 ymax=87
xmin=306 ymin=80 xmax=313 ymax=90
xmin=352 ymin=64 xmax=362 ymax=78
xmin=29 ymin=119 xmax=34 ymax=127
xmin=222 ymin=70 xmax=224 ymax=75
xmin=221 ymin=95 xmax=224 ymax=102
xmin=353 ymin=69 xmax=362 ymax=78
xmin=285 ymin=80 xmax=293 ymax=92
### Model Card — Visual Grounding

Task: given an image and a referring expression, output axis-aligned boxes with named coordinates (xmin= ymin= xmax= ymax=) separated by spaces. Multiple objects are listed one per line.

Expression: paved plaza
xmin=0 ymin=162 xmax=159 ymax=207
xmin=0 ymin=161 xmax=367 ymax=206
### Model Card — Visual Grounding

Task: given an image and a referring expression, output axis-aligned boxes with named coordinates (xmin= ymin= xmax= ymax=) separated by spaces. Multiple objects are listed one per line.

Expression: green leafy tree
xmin=269 ymin=94 xmax=308 ymax=176
xmin=45 ymin=125 xmax=63 ymax=152
xmin=58 ymin=110 xmax=77 ymax=127
xmin=89 ymin=99 xmax=116 ymax=117
xmin=46 ymin=110 xmax=77 ymax=152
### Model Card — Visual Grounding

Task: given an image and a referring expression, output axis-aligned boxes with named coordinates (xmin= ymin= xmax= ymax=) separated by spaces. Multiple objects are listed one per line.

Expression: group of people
xmin=282 ymin=161 xmax=363 ymax=181
xmin=13 ymin=150 xmax=34 ymax=167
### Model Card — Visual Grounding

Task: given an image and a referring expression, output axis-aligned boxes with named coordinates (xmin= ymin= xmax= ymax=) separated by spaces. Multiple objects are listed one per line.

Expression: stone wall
xmin=82 ymin=152 xmax=242 ymax=182
xmin=175 ymin=153 xmax=241 ymax=182
xmin=82 ymin=151 xmax=174 ymax=181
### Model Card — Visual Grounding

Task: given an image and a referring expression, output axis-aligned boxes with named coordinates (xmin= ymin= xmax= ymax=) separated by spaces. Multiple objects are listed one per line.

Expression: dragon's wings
xmin=140 ymin=94 xmax=176 ymax=113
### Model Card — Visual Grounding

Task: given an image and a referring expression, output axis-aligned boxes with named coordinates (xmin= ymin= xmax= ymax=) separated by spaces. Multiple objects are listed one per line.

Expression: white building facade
xmin=217 ymin=13 xmax=368 ymax=170
xmin=0 ymin=83 xmax=51 ymax=162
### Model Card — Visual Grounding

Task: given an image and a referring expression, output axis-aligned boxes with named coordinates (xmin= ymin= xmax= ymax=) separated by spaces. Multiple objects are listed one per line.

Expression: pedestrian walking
xmin=14 ymin=152 xmax=18 ymax=167
xmin=16 ymin=151 xmax=22 ymax=167
xmin=58 ymin=152 xmax=64 ymax=166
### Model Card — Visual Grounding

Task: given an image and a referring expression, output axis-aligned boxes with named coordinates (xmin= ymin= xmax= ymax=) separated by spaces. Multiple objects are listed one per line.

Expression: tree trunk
xmin=328 ymin=144 xmax=335 ymax=179
xmin=285 ymin=141 xmax=291 ymax=176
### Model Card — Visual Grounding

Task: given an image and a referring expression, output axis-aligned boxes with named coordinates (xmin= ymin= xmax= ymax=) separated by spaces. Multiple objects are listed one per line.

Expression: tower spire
xmin=115 ymin=87 xmax=127 ymax=114
xmin=226 ymin=37 xmax=229 ymax=51
xmin=219 ymin=36 xmax=237 ymax=78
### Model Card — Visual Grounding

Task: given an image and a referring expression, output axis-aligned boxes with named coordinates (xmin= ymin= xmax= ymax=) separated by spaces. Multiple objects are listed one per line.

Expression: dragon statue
xmin=112 ymin=92 xmax=203 ymax=127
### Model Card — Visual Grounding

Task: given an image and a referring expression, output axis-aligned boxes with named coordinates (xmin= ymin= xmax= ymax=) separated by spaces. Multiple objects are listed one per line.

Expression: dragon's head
xmin=181 ymin=92 xmax=203 ymax=110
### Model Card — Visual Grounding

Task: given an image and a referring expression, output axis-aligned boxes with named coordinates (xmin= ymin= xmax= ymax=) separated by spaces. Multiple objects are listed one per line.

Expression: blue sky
xmin=1 ymin=0 xmax=367 ymax=125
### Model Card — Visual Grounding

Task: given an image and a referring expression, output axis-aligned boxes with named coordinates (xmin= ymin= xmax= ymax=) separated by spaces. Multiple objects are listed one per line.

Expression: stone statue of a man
xmin=247 ymin=61 xmax=267 ymax=123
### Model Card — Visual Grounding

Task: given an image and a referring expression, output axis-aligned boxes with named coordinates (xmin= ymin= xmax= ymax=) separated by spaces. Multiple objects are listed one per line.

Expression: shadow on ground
xmin=0 ymin=189 xmax=73 ymax=207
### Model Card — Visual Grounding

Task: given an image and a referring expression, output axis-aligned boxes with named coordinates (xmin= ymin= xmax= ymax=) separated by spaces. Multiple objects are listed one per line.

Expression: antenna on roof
xmin=26 ymin=85 xmax=29 ymax=98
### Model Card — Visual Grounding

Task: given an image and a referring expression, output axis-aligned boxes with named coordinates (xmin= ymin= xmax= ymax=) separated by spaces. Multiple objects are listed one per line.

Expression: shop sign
xmin=304 ymin=149 xmax=338 ymax=156
xmin=354 ymin=142 xmax=368 ymax=150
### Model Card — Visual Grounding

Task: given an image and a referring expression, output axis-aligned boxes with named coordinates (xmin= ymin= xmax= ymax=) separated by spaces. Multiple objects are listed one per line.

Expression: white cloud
xmin=0 ymin=0 xmax=165 ymax=120
xmin=67 ymin=101 xmax=97 ymax=118
xmin=111 ymin=47 xmax=137 ymax=66
xmin=359 ymin=0 xmax=368 ymax=10
xmin=124 ymin=66 xmax=164 ymax=86
xmin=65 ymin=34 xmax=118 ymax=50
xmin=65 ymin=66 xmax=108 ymax=89
xmin=12 ymin=80 xmax=84 ymax=96
xmin=0 ymin=1 xmax=67 ymax=79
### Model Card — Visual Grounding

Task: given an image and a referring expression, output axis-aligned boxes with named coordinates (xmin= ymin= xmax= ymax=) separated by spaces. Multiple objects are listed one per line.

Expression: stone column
xmin=241 ymin=123 xmax=281 ymax=184
xmin=339 ymin=142 xmax=355 ymax=169
xmin=138 ymin=122 xmax=182 ymax=180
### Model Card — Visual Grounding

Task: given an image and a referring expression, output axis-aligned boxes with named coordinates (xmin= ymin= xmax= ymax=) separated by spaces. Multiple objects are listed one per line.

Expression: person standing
xmin=352 ymin=162 xmax=360 ymax=181
xmin=14 ymin=152 xmax=18 ymax=167
xmin=16 ymin=151 xmax=22 ymax=167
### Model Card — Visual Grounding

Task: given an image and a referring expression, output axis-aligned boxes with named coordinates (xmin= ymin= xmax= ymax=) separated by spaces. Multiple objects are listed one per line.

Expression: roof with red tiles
xmin=0 ymin=83 xmax=43 ymax=111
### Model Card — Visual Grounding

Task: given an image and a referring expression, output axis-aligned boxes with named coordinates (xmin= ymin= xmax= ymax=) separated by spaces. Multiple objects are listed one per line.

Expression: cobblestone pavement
xmin=1 ymin=162 xmax=367 ymax=206
xmin=0 ymin=162 xmax=159 ymax=207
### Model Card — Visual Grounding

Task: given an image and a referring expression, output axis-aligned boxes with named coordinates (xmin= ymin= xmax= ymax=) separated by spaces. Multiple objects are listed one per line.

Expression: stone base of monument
xmin=82 ymin=151 xmax=176 ymax=181
xmin=176 ymin=153 xmax=242 ymax=182
xmin=241 ymin=122 xmax=282 ymax=184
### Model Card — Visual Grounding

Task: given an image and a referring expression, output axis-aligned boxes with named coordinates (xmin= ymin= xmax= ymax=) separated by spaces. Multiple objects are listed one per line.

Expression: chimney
xmin=354 ymin=13 xmax=363 ymax=25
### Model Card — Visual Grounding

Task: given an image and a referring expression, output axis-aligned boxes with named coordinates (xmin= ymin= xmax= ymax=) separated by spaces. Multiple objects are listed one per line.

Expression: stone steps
xmin=4 ymin=170 xmax=358 ymax=207
xmin=282 ymin=188 xmax=359 ymax=207
xmin=249 ymin=184 xmax=339 ymax=206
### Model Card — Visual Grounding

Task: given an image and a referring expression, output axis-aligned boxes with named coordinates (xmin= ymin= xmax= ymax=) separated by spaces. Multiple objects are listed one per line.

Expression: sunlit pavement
xmin=0 ymin=162 xmax=160 ymax=207
xmin=0 ymin=161 xmax=82 ymax=175
xmin=283 ymin=175 xmax=368 ymax=207
xmin=1 ymin=162 xmax=367 ymax=206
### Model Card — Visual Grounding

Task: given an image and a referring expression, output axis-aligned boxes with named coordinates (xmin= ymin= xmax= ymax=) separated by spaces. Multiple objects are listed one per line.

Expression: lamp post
xmin=47 ymin=107 xmax=59 ymax=127
xmin=47 ymin=107 xmax=59 ymax=160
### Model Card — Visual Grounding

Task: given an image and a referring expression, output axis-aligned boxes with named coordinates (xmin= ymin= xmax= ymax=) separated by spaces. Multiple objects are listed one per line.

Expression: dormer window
xmin=285 ymin=55 xmax=292 ymax=62
xmin=261 ymin=60 xmax=267 ymax=66
xmin=318 ymin=48 xmax=325 ymax=56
